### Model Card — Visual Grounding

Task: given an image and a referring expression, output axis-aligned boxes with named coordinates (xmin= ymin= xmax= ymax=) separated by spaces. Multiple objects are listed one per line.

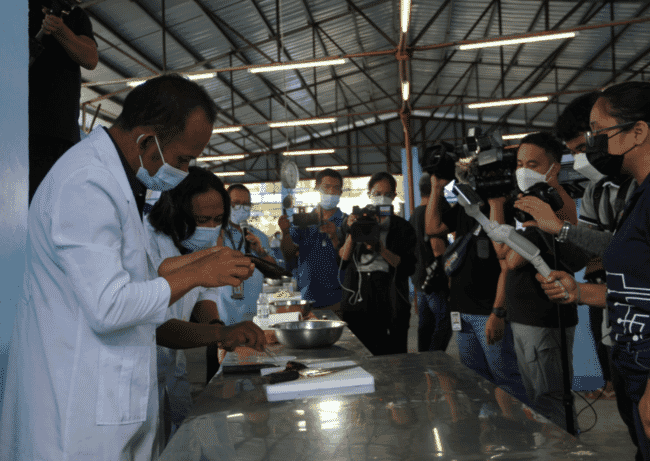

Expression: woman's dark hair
xmin=519 ymin=131 xmax=565 ymax=164
xmin=554 ymin=92 xmax=600 ymax=142
xmin=114 ymin=74 xmax=218 ymax=147
xmin=599 ymin=81 xmax=650 ymax=127
xmin=148 ymin=166 xmax=230 ymax=252
xmin=368 ymin=171 xmax=397 ymax=194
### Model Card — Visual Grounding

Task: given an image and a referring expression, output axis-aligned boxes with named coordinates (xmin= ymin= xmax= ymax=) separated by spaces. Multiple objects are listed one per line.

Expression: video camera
xmin=419 ymin=127 xmax=517 ymax=200
xmin=349 ymin=204 xmax=393 ymax=244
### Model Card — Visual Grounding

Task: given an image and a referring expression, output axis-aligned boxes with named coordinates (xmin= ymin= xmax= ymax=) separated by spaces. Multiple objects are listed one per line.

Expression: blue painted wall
xmin=0 ymin=1 xmax=28 ymax=415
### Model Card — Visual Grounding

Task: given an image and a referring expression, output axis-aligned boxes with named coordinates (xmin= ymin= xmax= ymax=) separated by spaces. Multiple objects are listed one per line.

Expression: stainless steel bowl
xmin=264 ymin=278 xmax=284 ymax=286
xmin=269 ymin=299 xmax=314 ymax=312
xmin=269 ymin=320 xmax=347 ymax=349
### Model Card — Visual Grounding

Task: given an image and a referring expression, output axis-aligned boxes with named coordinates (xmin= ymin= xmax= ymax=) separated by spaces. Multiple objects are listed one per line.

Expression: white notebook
xmin=262 ymin=360 xmax=375 ymax=402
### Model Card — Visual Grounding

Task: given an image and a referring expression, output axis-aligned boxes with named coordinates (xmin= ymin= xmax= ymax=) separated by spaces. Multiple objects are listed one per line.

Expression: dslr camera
xmin=513 ymin=182 xmax=564 ymax=223
xmin=349 ymin=205 xmax=393 ymax=244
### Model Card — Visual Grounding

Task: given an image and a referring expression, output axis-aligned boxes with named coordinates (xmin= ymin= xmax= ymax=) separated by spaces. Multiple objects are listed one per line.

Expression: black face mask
xmin=585 ymin=133 xmax=624 ymax=176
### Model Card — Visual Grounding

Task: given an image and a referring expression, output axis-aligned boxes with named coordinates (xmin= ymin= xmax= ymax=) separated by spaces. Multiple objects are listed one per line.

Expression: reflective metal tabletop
xmin=161 ymin=317 xmax=601 ymax=460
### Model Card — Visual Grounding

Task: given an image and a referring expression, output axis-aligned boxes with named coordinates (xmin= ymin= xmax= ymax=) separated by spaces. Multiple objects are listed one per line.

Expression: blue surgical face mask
xmin=320 ymin=192 xmax=340 ymax=210
xmin=136 ymin=135 xmax=189 ymax=191
xmin=230 ymin=205 xmax=251 ymax=225
xmin=181 ymin=225 xmax=221 ymax=251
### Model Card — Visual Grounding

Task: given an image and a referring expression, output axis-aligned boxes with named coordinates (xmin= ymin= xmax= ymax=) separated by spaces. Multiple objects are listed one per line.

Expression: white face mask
xmin=516 ymin=164 xmax=553 ymax=192
xmin=181 ymin=225 xmax=221 ymax=251
xmin=136 ymin=135 xmax=189 ymax=191
xmin=369 ymin=195 xmax=393 ymax=206
xmin=319 ymin=192 xmax=340 ymax=210
xmin=572 ymin=153 xmax=606 ymax=183
xmin=230 ymin=205 xmax=251 ymax=225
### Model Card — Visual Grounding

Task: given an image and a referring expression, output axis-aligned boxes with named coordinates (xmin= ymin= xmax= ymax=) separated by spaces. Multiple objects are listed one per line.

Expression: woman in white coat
xmin=0 ymin=75 xmax=265 ymax=461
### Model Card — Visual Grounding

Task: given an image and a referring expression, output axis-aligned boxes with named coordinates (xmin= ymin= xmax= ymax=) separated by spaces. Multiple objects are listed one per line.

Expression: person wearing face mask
xmin=522 ymin=92 xmax=638 ymax=259
xmin=0 ymin=75 xmax=267 ymax=461
xmin=537 ymin=81 xmax=650 ymax=460
xmin=518 ymin=94 xmax=639 ymax=416
xmin=277 ymin=168 xmax=347 ymax=313
xmin=145 ymin=168 xmax=266 ymax=449
xmin=338 ymin=172 xmax=417 ymax=355
xmin=215 ymin=184 xmax=277 ymax=326
xmin=556 ymin=93 xmax=637 ymax=406
xmin=493 ymin=132 xmax=585 ymax=432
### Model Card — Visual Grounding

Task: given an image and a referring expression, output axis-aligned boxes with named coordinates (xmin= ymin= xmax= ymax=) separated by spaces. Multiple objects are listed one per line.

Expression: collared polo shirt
xmin=289 ymin=208 xmax=345 ymax=308
xmin=603 ymin=173 xmax=650 ymax=343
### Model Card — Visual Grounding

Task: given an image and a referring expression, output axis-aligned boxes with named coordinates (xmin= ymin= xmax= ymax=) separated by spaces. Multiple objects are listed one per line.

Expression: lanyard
xmin=226 ymin=227 xmax=245 ymax=252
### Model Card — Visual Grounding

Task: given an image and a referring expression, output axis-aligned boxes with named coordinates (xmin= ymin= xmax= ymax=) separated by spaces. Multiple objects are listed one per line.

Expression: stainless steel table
xmin=160 ymin=315 xmax=601 ymax=460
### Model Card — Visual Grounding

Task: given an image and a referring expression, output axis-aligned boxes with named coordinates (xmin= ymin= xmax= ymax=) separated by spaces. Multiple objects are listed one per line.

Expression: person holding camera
xmin=277 ymin=168 xmax=346 ymax=313
xmin=338 ymin=172 xmax=417 ymax=355
xmin=29 ymin=0 xmax=98 ymax=203
xmin=491 ymin=132 xmax=584 ymax=432
xmin=410 ymin=173 xmax=452 ymax=352
xmin=425 ymin=165 xmax=529 ymax=405
xmin=537 ymin=81 xmax=650 ymax=459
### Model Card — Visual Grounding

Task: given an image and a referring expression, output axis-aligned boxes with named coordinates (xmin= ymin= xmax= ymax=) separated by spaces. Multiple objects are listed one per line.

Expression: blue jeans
xmin=457 ymin=313 xmax=530 ymax=405
xmin=417 ymin=289 xmax=452 ymax=352
xmin=611 ymin=341 xmax=650 ymax=461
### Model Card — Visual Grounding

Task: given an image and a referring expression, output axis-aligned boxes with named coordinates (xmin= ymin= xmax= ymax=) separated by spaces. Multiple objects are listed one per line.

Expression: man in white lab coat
xmin=0 ymin=74 xmax=266 ymax=461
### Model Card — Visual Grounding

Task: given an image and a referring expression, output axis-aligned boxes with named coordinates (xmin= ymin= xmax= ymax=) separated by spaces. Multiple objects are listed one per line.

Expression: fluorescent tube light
xmin=305 ymin=165 xmax=348 ymax=172
xmin=502 ymin=132 xmax=538 ymax=140
xmin=249 ymin=58 xmax=347 ymax=74
xmin=214 ymin=171 xmax=245 ymax=177
xmin=212 ymin=127 xmax=242 ymax=134
xmin=196 ymin=155 xmax=247 ymax=163
xmin=458 ymin=32 xmax=577 ymax=50
xmin=185 ymin=72 xmax=216 ymax=80
xmin=269 ymin=118 xmax=336 ymax=128
xmin=467 ymin=96 xmax=549 ymax=109
xmin=400 ymin=0 xmax=411 ymax=34
xmin=127 ymin=79 xmax=147 ymax=87
xmin=402 ymin=81 xmax=410 ymax=101
xmin=283 ymin=149 xmax=336 ymax=156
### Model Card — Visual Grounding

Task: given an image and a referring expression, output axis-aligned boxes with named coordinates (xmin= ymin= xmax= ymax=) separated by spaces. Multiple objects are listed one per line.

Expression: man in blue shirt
xmin=278 ymin=168 xmax=346 ymax=313
xmin=217 ymin=184 xmax=276 ymax=325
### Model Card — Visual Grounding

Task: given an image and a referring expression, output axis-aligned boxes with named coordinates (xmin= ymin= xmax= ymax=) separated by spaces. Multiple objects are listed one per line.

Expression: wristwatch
xmin=491 ymin=307 xmax=507 ymax=319
xmin=555 ymin=221 xmax=571 ymax=243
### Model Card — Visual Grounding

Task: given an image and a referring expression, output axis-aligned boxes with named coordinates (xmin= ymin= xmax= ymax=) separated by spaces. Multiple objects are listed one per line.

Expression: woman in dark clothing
xmin=338 ymin=172 xmax=417 ymax=355
xmin=538 ymin=81 xmax=650 ymax=460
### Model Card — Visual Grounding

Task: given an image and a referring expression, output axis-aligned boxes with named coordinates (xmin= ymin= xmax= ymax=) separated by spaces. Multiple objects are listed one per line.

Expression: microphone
xmin=239 ymin=220 xmax=251 ymax=253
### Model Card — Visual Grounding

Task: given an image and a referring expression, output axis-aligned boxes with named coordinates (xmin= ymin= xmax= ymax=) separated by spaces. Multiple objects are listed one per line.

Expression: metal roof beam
xmin=528 ymin=1 xmax=650 ymax=123
xmin=412 ymin=0 xmax=498 ymax=107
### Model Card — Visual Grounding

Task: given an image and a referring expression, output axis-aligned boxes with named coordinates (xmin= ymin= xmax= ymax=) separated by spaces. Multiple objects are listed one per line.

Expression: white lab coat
xmin=145 ymin=221 xmax=219 ymax=445
xmin=0 ymin=127 xmax=171 ymax=461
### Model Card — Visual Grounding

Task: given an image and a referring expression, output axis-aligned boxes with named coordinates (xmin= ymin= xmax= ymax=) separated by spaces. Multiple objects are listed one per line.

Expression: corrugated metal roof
xmin=76 ymin=0 xmax=650 ymax=182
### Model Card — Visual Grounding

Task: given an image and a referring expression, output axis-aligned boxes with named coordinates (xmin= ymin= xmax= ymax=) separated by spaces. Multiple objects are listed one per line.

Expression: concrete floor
xmin=183 ymin=303 xmax=638 ymax=458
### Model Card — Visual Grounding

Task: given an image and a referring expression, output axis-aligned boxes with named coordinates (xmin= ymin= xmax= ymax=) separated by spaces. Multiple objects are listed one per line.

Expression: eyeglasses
xmin=585 ymin=121 xmax=635 ymax=147
xmin=231 ymin=204 xmax=251 ymax=211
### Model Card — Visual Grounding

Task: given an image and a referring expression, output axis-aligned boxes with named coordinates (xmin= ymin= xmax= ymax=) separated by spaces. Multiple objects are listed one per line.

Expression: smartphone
xmin=451 ymin=311 xmax=462 ymax=332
